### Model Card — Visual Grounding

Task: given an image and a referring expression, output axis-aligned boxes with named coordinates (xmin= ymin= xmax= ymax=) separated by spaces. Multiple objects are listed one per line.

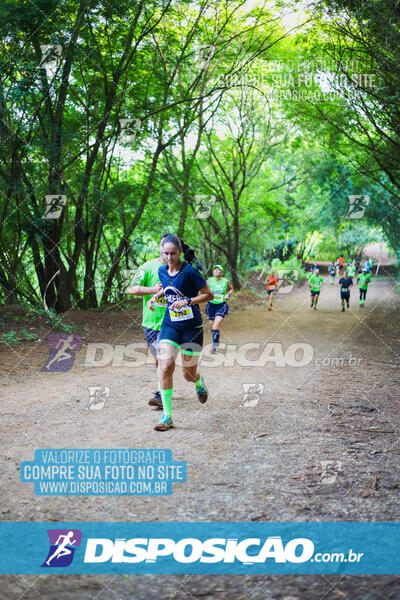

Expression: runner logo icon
xmin=87 ymin=386 xmax=110 ymax=410
xmin=41 ymin=333 xmax=82 ymax=373
xmin=41 ymin=529 xmax=82 ymax=568
xmin=241 ymin=383 xmax=264 ymax=407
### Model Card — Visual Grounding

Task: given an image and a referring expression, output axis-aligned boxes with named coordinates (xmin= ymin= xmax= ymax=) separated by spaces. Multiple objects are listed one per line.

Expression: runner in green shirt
xmin=206 ymin=265 xmax=233 ymax=353
xmin=127 ymin=238 xmax=169 ymax=408
xmin=357 ymin=268 xmax=372 ymax=307
xmin=347 ymin=263 xmax=356 ymax=278
xmin=309 ymin=269 xmax=324 ymax=311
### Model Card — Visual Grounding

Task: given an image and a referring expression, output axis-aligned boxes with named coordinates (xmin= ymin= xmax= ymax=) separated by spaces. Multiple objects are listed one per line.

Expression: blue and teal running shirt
xmin=158 ymin=262 xmax=207 ymax=327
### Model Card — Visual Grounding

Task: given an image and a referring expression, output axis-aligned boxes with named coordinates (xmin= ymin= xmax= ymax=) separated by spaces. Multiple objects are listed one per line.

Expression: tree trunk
xmin=228 ymin=256 xmax=241 ymax=290
xmin=41 ymin=219 xmax=71 ymax=312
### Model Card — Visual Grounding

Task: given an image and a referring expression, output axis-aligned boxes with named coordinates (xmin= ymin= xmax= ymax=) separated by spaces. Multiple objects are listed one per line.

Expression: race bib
xmin=213 ymin=293 xmax=224 ymax=302
xmin=169 ymin=305 xmax=193 ymax=322
xmin=153 ymin=297 xmax=168 ymax=308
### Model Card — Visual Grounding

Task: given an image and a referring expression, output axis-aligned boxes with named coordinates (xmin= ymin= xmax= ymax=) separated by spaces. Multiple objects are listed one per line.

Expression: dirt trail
xmin=1 ymin=277 xmax=399 ymax=599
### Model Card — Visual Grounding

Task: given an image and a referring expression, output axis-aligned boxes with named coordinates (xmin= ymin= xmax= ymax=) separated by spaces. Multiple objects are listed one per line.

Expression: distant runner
xmin=347 ymin=262 xmax=356 ymax=279
xmin=328 ymin=261 xmax=336 ymax=285
xmin=265 ymin=270 xmax=279 ymax=310
xmin=339 ymin=270 xmax=353 ymax=311
xmin=364 ymin=258 xmax=373 ymax=273
xmin=309 ymin=268 xmax=324 ymax=310
xmin=358 ymin=268 xmax=372 ymax=307
xmin=206 ymin=264 xmax=233 ymax=353
xmin=337 ymin=255 xmax=345 ymax=275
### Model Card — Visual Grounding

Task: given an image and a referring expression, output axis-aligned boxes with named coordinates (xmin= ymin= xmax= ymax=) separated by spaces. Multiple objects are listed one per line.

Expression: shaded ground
xmin=0 ymin=275 xmax=399 ymax=599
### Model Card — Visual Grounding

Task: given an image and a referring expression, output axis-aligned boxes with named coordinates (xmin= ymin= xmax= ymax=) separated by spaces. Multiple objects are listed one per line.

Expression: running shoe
xmin=210 ymin=345 xmax=217 ymax=354
xmin=268 ymin=305 xmax=272 ymax=311
xmin=313 ymin=306 xmax=317 ymax=311
xmin=196 ymin=379 xmax=208 ymax=404
xmin=154 ymin=414 xmax=174 ymax=431
xmin=148 ymin=391 xmax=163 ymax=409
xmin=342 ymin=307 xmax=345 ymax=312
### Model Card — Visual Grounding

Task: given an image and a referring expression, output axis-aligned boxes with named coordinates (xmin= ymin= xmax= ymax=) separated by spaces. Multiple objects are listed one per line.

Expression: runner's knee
xmin=158 ymin=358 xmax=175 ymax=376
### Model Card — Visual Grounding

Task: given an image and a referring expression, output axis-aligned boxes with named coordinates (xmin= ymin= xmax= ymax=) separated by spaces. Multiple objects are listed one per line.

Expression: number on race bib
xmin=169 ymin=305 xmax=194 ymax=322
xmin=153 ymin=297 xmax=167 ymax=307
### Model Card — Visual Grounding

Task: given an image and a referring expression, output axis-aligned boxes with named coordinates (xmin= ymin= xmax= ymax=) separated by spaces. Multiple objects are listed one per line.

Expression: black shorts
xmin=310 ymin=290 xmax=320 ymax=297
xmin=143 ymin=327 xmax=160 ymax=356
xmin=340 ymin=290 xmax=350 ymax=299
xmin=206 ymin=301 xmax=229 ymax=320
xmin=159 ymin=322 xmax=203 ymax=355
xmin=267 ymin=289 xmax=277 ymax=295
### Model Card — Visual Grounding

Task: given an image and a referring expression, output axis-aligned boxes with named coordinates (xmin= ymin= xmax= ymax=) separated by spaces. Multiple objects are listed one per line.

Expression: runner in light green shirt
xmin=127 ymin=244 xmax=168 ymax=409
xmin=309 ymin=269 xmax=324 ymax=311
xmin=130 ymin=257 xmax=167 ymax=331
xmin=357 ymin=269 xmax=371 ymax=306
xmin=206 ymin=265 xmax=233 ymax=353
xmin=347 ymin=264 xmax=356 ymax=278
xmin=208 ymin=275 xmax=229 ymax=304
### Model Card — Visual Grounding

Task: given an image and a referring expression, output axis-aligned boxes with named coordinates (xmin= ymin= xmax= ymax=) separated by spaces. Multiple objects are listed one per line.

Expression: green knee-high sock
xmin=160 ymin=388 xmax=173 ymax=417
xmin=194 ymin=374 xmax=204 ymax=389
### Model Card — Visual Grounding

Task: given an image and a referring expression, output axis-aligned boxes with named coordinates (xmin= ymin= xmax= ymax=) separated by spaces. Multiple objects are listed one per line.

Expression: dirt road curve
xmin=0 ymin=276 xmax=399 ymax=599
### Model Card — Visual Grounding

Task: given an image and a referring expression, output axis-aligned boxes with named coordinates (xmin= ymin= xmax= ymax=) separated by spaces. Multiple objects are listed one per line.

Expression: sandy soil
xmin=0 ymin=274 xmax=399 ymax=599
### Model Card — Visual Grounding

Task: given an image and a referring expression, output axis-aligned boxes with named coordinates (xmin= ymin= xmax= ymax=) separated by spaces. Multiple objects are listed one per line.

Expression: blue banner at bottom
xmin=0 ymin=522 xmax=398 ymax=574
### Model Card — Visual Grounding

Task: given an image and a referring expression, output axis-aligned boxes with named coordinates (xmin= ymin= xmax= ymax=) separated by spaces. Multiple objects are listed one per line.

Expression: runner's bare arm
xmin=170 ymin=283 xmax=214 ymax=309
xmin=225 ymin=280 xmax=234 ymax=298
xmin=127 ymin=282 xmax=162 ymax=296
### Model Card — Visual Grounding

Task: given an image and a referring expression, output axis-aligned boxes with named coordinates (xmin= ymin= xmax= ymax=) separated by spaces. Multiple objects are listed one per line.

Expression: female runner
xmin=206 ymin=264 xmax=233 ymax=353
xmin=148 ymin=234 xmax=213 ymax=431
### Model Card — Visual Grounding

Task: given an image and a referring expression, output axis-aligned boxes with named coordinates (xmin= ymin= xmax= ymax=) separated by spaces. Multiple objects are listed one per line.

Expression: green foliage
xmin=29 ymin=308 xmax=77 ymax=333
xmin=270 ymin=257 xmax=307 ymax=283
xmin=1 ymin=331 xmax=21 ymax=345
xmin=0 ymin=0 xmax=398 ymax=308
xmin=20 ymin=329 xmax=38 ymax=340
